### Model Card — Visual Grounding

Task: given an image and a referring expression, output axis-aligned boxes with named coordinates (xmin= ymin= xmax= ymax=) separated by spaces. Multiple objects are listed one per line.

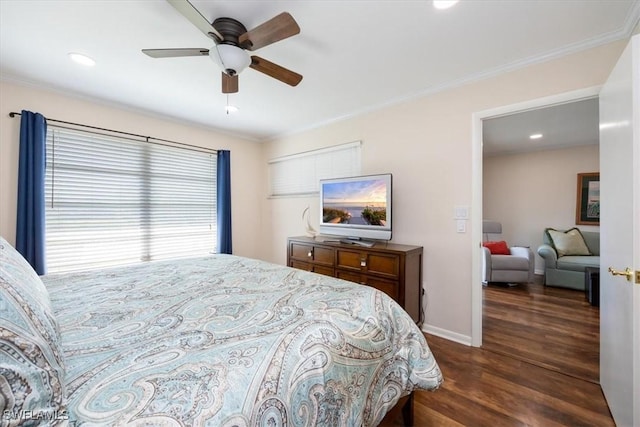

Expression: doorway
xmin=470 ymin=87 xmax=602 ymax=379
xmin=481 ymin=98 xmax=601 ymax=382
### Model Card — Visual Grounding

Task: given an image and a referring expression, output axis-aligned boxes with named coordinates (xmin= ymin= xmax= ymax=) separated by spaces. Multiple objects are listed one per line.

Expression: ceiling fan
xmin=143 ymin=0 xmax=303 ymax=94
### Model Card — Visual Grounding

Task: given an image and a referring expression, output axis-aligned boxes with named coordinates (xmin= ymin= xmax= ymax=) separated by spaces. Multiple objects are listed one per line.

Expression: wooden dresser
xmin=287 ymin=236 xmax=423 ymax=325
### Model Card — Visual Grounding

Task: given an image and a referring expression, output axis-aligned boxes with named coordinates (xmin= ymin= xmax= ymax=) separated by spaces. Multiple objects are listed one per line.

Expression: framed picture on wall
xmin=576 ymin=172 xmax=600 ymax=225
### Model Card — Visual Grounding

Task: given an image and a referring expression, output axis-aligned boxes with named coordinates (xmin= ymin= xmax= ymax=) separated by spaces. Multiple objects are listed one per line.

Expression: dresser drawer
xmin=336 ymin=249 xmax=400 ymax=279
xmin=290 ymin=260 xmax=335 ymax=277
xmin=336 ymin=270 xmax=399 ymax=301
xmin=289 ymin=243 xmax=334 ymax=267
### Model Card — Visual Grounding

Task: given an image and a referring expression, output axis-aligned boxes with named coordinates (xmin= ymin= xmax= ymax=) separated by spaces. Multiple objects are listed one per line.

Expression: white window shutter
xmin=268 ymin=141 xmax=361 ymax=197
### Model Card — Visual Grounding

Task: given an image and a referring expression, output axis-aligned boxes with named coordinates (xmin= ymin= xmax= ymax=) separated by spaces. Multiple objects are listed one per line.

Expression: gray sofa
xmin=537 ymin=230 xmax=599 ymax=290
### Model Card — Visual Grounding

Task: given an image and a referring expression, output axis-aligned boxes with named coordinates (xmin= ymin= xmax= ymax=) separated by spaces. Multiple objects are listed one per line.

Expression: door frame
xmin=470 ymin=86 xmax=602 ymax=347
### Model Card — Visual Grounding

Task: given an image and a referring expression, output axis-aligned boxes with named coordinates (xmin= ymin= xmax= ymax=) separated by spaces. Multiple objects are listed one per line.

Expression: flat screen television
xmin=319 ymin=173 xmax=392 ymax=244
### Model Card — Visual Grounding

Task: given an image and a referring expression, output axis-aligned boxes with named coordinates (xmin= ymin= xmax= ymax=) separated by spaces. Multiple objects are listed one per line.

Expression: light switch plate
xmin=454 ymin=205 xmax=469 ymax=219
xmin=456 ymin=219 xmax=466 ymax=233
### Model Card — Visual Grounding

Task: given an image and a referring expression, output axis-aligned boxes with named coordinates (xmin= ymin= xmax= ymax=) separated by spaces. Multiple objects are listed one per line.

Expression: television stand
xmin=339 ymin=238 xmax=375 ymax=248
xmin=287 ymin=236 xmax=424 ymax=325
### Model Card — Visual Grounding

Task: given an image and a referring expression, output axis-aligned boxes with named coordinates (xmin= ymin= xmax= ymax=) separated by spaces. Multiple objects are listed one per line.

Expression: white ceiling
xmin=483 ymin=97 xmax=600 ymax=156
xmin=1 ymin=1 xmax=639 ymax=144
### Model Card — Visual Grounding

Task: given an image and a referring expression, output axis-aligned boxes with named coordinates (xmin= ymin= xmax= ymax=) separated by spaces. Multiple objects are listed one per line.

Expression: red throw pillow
xmin=483 ymin=240 xmax=510 ymax=255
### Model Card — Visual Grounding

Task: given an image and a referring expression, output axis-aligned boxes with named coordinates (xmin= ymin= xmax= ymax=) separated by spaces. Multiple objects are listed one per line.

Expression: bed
xmin=0 ymin=236 xmax=442 ymax=426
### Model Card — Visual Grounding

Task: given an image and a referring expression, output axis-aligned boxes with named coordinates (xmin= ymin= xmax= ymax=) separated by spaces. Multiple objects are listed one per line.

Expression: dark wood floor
xmin=482 ymin=279 xmax=600 ymax=383
xmin=382 ymin=334 xmax=613 ymax=426
xmin=381 ymin=278 xmax=612 ymax=426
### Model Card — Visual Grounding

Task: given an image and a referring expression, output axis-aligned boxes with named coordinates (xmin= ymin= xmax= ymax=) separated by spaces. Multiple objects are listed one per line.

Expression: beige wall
xmin=0 ymin=38 xmax=627 ymax=343
xmin=483 ymin=145 xmax=600 ymax=274
xmin=0 ymin=81 xmax=264 ymax=258
xmin=261 ymin=40 xmax=626 ymax=342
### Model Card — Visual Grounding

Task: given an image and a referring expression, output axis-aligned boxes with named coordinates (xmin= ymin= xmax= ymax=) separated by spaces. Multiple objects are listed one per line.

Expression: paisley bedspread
xmin=43 ymin=255 xmax=443 ymax=426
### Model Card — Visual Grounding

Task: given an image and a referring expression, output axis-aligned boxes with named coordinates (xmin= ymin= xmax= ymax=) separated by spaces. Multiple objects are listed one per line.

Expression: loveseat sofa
xmin=537 ymin=229 xmax=599 ymax=290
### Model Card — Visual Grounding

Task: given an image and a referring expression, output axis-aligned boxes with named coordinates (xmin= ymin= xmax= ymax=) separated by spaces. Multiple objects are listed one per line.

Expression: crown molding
xmin=0 ymin=75 xmax=261 ymax=143
xmin=269 ymin=4 xmax=640 ymax=142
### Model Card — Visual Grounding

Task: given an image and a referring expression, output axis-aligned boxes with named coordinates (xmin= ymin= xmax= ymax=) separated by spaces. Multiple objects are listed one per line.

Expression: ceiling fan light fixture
xmin=211 ymin=44 xmax=251 ymax=76
xmin=142 ymin=3 xmax=302 ymax=95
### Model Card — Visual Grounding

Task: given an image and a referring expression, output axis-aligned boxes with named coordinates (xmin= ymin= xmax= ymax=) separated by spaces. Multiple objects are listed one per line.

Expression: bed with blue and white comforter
xmin=36 ymin=254 xmax=442 ymax=426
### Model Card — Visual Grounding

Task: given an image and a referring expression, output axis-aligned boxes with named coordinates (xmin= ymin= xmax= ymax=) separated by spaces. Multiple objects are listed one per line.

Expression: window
xmin=268 ymin=141 xmax=361 ymax=197
xmin=45 ymin=127 xmax=217 ymax=273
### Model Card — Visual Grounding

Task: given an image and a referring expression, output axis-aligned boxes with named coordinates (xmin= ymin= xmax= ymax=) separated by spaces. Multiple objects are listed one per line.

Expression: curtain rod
xmin=8 ymin=111 xmax=218 ymax=154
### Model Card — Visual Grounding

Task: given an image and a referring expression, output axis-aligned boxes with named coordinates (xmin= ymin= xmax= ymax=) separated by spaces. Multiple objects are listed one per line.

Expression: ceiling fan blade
xmin=166 ymin=0 xmax=223 ymax=42
xmin=142 ymin=48 xmax=209 ymax=58
xmin=239 ymin=12 xmax=300 ymax=51
xmin=250 ymin=56 xmax=302 ymax=87
xmin=222 ymin=72 xmax=239 ymax=94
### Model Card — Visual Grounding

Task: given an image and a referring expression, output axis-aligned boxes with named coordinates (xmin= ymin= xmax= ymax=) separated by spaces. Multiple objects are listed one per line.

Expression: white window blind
xmin=45 ymin=127 xmax=217 ymax=273
xmin=268 ymin=141 xmax=361 ymax=196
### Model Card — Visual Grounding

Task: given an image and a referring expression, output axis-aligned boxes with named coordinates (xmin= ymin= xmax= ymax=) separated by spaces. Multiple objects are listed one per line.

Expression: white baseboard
xmin=422 ymin=324 xmax=472 ymax=346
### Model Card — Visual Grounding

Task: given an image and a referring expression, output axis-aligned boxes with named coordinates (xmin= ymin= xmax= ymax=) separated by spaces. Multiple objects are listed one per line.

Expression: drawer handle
xmin=360 ymin=258 xmax=367 ymax=267
xmin=307 ymin=250 xmax=313 ymax=258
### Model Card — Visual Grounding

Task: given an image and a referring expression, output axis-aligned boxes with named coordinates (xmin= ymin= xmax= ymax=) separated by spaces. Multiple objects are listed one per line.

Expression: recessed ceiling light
xmin=68 ymin=52 xmax=95 ymax=67
xmin=600 ymin=121 xmax=629 ymax=130
xmin=433 ymin=0 xmax=459 ymax=10
xmin=225 ymin=105 xmax=239 ymax=114
xmin=529 ymin=133 xmax=543 ymax=140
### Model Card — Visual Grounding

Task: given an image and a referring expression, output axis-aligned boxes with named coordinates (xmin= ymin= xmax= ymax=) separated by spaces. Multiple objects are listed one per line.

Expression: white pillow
xmin=546 ymin=228 xmax=591 ymax=257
